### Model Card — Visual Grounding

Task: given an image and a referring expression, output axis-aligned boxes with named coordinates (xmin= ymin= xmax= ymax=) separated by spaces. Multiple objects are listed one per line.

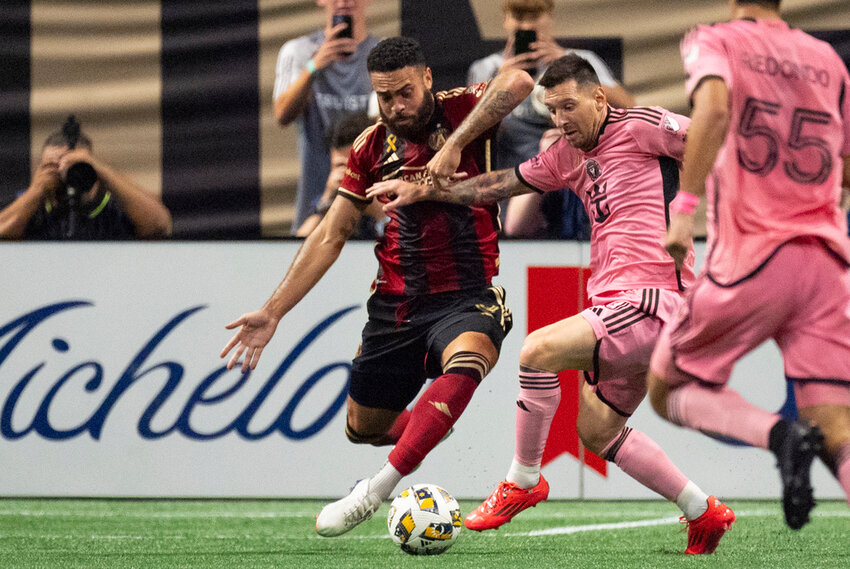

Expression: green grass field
xmin=0 ymin=498 xmax=846 ymax=569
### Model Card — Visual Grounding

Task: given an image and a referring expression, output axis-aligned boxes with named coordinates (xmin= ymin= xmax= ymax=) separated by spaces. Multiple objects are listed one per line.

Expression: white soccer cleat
xmin=315 ymin=479 xmax=383 ymax=537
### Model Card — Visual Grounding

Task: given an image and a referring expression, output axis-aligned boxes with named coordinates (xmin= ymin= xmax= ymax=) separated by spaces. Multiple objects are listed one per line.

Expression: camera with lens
xmin=56 ymin=161 xmax=98 ymax=207
xmin=54 ymin=115 xmax=100 ymax=238
xmin=55 ymin=115 xmax=98 ymax=208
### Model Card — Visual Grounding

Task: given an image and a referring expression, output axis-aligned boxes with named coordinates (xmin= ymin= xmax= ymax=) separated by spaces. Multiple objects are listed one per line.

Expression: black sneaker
xmin=772 ymin=421 xmax=824 ymax=530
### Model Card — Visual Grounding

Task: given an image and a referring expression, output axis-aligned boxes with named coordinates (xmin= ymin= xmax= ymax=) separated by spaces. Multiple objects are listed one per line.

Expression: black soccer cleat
xmin=772 ymin=421 xmax=825 ymax=530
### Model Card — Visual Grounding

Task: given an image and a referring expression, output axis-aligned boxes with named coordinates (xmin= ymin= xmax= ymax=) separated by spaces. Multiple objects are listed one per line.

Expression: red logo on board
xmin=527 ymin=266 xmax=607 ymax=477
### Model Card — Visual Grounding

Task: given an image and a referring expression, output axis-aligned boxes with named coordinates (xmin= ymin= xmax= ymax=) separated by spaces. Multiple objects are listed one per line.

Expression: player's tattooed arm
xmin=449 ymin=76 xmax=532 ymax=150
xmin=432 ymin=168 xmax=529 ymax=205
xmin=366 ymin=168 xmax=532 ymax=212
xmin=427 ymin=68 xmax=534 ymax=186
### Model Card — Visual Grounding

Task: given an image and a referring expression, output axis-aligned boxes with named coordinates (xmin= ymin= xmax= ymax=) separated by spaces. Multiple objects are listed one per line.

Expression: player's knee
xmin=345 ymin=420 xmax=386 ymax=445
xmin=519 ymin=332 xmax=553 ymax=370
xmin=577 ymin=424 xmax=610 ymax=456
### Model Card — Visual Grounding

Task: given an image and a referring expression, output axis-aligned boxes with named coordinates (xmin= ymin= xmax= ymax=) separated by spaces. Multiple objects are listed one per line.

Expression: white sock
xmin=370 ymin=461 xmax=403 ymax=501
xmin=506 ymin=459 xmax=540 ymax=489
xmin=676 ymin=480 xmax=709 ymax=520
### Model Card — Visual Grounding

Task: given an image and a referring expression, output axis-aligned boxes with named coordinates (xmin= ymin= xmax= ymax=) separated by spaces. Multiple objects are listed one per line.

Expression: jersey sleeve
xmin=440 ymin=82 xmax=499 ymax=141
xmin=440 ymin=83 xmax=487 ymax=121
xmin=630 ymin=107 xmax=691 ymax=161
xmin=681 ymin=25 xmax=732 ymax=100
xmin=516 ymin=138 xmax=573 ymax=193
xmin=338 ymin=127 xmax=378 ymax=204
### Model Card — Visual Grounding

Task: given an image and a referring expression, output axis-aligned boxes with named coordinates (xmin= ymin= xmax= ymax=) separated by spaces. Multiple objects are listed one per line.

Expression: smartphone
xmin=332 ymin=14 xmax=353 ymax=39
xmin=514 ymin=29 xmax=537 ymax=55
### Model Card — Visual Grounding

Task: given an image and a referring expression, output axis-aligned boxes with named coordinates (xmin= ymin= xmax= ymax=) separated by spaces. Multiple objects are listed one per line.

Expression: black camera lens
xmin=65 ymin=161 xmax=98 ymax=195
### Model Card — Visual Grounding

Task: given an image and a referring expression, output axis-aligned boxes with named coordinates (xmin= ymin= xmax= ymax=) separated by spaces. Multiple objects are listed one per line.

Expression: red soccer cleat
xmin=682 ymin=496 xmax=735 ymax=554
xmin=464 ymin=475 xmax=550 ymax=531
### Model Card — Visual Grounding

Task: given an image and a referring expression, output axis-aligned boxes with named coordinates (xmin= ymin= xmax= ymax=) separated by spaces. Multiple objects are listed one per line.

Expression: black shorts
xmin=348 ymin=285 xmax=512 ymax=412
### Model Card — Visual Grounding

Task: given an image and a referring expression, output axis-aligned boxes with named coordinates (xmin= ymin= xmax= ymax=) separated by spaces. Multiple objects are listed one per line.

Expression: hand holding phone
xmin=332 ymin=14 xmax=353 ymax=39
xmin=514 ymin=29 xmax=537 ymax=55
xmin=332 ymin=14 xmax=354 ymax=56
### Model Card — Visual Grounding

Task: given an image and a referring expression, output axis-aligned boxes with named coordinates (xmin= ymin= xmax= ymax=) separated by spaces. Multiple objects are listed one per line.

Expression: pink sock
xmin=602 ymin=427 xmax=689 ymax=502
xmin=514 ymin=366 xmax=561 ymax=466
xmin=388 ymin=373 xmax=478 ymax=475
xmin=836 ymin=443 xmax=850 ymax=507
xmin=668 ymin=382 xmax=779 ymax=449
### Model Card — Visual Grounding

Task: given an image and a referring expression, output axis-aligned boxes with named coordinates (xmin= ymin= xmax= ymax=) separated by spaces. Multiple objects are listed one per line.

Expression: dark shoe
xmin=772 ymin=421 xmax=824 ymax=530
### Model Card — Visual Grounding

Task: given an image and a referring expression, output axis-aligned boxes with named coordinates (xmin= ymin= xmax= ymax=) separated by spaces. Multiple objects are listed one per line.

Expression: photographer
xmin=0 ymin=120 xmax=171 ymax=240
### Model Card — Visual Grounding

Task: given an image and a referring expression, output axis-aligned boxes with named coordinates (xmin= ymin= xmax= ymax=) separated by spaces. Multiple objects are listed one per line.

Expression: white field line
xmin=502 ymin=516 xmax=682 ymax=537
xmin=499 ymin=509 xmax=850 ymax=538
xmin=0 ymin=509 xmax=846 ymax=542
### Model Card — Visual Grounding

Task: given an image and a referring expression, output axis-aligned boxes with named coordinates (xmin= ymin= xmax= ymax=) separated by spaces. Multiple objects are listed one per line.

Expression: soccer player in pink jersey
xmin=647 ymin=0 xmax=850 ymax=531
xmin=368 ymin=53 xmax=735 ymax=555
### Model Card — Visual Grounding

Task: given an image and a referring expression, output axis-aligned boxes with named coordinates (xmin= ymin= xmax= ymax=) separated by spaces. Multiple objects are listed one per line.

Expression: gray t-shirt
xmin=467 ymin=48 xmax=619 ymax=169
xmin=274 ymin=31 xmax=380 ymax=232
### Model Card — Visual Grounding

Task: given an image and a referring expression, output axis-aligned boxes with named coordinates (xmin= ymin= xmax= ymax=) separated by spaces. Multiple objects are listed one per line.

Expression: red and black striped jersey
xmin=339 ymin=83 xmax=500 ymax=296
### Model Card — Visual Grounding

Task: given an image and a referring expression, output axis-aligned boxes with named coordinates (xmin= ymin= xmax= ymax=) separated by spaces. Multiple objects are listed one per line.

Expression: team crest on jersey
xmin=585 ymin=159 xmax=601 ymax=181
xmin=428 ymin=124 xmax=449 ymax=152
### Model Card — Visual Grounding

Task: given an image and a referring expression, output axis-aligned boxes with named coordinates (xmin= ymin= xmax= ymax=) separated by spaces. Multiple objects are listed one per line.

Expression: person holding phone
xmin=273 ymin=0 xmax=379 ymax=233
xmin=468 ymin=0 xmax=634 ymax=237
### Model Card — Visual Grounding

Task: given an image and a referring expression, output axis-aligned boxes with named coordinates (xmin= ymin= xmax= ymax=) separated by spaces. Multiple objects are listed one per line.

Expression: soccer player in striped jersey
xmin=648 ymin=0 xmax=850 ymax=530
xmin=221 ymin=37 xmax=534 ymax=537
xmin=368 ymin=53 xmax=734 ymax=555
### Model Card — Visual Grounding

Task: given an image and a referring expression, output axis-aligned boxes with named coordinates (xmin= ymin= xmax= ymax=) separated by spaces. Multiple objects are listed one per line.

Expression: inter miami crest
xmin=585 ymin=159 xmax=601 ymax=181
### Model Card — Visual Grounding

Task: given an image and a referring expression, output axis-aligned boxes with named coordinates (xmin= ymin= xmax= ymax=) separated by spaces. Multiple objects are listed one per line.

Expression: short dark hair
xmin=538 ymin=53 xmax=601 ymax=90
xmin=736 ymin=0 xmax=780 ymax=9
xmin=367 ymin=37 xmax=427 ymax=73
xmin=331 ymin=112 xmax=373 ymax=149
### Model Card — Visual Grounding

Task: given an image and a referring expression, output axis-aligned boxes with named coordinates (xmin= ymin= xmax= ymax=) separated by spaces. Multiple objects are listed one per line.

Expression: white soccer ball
xmin=386 ymin=483 xmax=462 ymax=555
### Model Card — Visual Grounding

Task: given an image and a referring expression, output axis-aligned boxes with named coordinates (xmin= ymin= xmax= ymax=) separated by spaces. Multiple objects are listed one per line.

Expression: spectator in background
xmin=468 ymin=0 xmax=634 ymax=174
xmin=273 ymin=0 xmax=380 ymax=234
xmin=469 ymin=0 xmax=632 ymax=238
xmin=295 ymin=112 xmax=383 ymax=238
xmin=0 ymin=117 xmax=171 ymax=240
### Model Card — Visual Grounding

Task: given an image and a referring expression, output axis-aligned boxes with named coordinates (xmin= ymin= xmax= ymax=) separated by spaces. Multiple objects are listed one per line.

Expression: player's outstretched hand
xmin=665 ymin=212 xmax=694 ymax=271
xmin=220 ymin=310 xmax=280 ymax=372
xmin=366 ymin=180 xmax=428 ymax=212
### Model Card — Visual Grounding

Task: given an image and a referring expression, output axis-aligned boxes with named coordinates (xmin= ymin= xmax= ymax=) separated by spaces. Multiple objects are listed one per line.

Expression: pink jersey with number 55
xmin=682 ymin=18 xmax=850 ymax=285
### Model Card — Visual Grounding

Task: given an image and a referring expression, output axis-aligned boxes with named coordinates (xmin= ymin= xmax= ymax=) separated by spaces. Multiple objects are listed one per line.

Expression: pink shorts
xmin=581 ymin=288 xmax=684 ymax=416
xmin=651 ymin=238 xmax=850 ymax=398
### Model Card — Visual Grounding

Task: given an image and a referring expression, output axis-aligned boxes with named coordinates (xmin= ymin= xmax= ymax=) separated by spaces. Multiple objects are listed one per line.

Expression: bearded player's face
xmin=371 ymin=65 xmax=435 ymax=140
